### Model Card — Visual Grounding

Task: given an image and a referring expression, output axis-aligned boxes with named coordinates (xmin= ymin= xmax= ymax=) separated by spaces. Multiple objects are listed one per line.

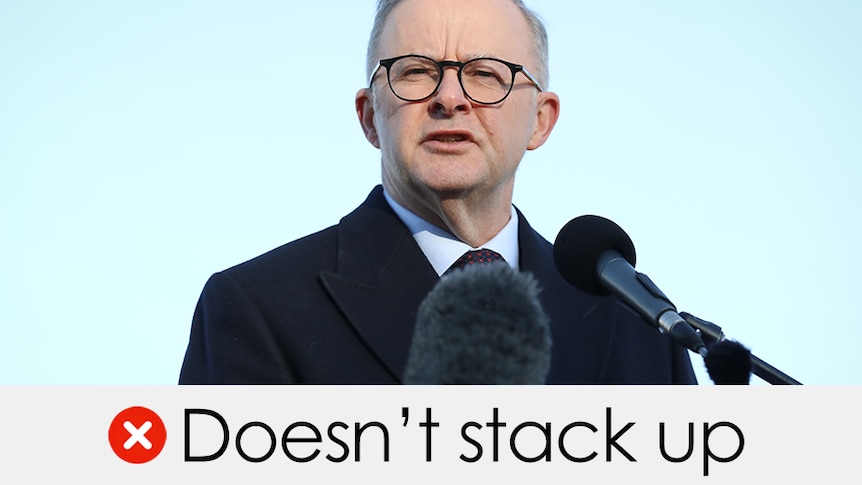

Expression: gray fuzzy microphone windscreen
xmin=404 ymin=263 xmax=552 ymax=384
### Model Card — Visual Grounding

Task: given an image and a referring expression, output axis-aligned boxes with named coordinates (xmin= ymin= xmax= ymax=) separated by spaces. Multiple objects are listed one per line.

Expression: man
xmin=179 ymin=0 xmax=697 ymax=384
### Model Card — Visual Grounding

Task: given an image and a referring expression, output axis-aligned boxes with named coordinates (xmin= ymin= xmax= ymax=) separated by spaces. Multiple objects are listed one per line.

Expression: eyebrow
xmin=405 ymin=52 xmax=503 ymax=62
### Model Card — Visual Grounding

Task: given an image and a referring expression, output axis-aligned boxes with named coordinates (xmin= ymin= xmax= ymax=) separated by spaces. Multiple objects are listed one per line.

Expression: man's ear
xmin=527 ymin=91 xmax=560 ymax=150
xmin=355 ymin=87 xmax=380 ymax=148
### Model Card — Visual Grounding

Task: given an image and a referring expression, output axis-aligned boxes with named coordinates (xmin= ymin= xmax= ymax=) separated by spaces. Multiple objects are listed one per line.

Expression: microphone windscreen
xmin=404 ymin=263 xmax=551 ymax=384
xmin=553 ymin=215 xmax=637 ymax=295
xmin=704 ymin=340 xmax=752 ymax=385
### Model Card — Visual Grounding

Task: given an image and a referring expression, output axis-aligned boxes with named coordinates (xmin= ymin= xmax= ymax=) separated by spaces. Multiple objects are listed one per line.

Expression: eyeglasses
xmin=369 ymin=54 xmax=543 ymax=105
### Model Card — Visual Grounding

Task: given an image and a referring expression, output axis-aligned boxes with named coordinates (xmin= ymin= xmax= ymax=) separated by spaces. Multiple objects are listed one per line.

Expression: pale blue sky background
xmin=1 ymin=1 xmax=859 ymax=385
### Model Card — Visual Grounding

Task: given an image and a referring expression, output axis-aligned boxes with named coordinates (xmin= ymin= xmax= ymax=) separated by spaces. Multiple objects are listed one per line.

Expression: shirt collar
xmin=383 ymin=190 xmax=520 ymax=276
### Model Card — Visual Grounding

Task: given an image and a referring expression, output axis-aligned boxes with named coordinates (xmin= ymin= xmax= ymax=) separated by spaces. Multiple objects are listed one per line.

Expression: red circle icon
xmin=108 ymin=406 xmax=167 ymax=464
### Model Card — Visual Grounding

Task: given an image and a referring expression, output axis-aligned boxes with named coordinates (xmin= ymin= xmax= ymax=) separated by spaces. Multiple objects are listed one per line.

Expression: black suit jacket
xmin=179 ymin=186 xmax=697 ymax=384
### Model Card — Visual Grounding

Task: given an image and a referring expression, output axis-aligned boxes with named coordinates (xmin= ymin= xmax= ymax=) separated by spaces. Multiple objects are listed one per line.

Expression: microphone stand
xmin=680 ymin=312 xmax=802 ymax=385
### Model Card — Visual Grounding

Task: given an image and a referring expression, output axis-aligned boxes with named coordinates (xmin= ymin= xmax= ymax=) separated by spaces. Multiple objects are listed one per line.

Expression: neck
xmin=385 ymin=181 xmax=514 ymax=248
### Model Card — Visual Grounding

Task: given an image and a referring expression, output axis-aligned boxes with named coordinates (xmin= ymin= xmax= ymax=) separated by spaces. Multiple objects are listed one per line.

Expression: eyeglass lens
xmin=387 ymin=56 xmax=514 ymax=104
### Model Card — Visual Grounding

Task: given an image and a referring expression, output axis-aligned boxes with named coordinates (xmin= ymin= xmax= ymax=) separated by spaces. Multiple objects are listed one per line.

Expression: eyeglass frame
xmin=368 ymin=54 xmax=544 ymax=105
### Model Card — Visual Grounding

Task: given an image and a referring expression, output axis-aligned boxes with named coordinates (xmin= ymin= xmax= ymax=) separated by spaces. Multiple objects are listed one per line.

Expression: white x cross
xmin=123 ymin=420 xmax=153 ymax=450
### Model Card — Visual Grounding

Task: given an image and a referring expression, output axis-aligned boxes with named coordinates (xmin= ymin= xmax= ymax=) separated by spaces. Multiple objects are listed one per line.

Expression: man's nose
xmin=429 ymin=67 xmax=471 ymax=114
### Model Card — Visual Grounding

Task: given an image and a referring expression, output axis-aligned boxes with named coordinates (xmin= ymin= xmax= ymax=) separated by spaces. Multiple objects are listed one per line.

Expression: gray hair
xmin=365 ymin=0 xmax=550 ymax=89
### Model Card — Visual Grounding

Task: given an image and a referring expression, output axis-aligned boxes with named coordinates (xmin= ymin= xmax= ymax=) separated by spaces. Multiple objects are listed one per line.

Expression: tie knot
xmin=448 ymin=249 xmax=506 ymax=274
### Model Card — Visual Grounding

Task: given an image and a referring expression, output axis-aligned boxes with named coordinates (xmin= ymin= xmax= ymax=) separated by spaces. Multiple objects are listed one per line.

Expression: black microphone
xmin=704 ymin=339 xmax=752 ymax=385
xmin=553 ymin=215 xmax=707 ymax=356
xmin=403 ymin=263 xmax=551 ymax=384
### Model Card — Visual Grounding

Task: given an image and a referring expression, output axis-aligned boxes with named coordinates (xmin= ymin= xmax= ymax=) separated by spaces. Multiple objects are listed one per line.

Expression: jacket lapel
xmin=517 ymin=209 xmax=616 ymax=383
xmin=319 ymin=187 xmax=439 ymax=382
xmin=319 ymin=189 xmax=618 ymax=384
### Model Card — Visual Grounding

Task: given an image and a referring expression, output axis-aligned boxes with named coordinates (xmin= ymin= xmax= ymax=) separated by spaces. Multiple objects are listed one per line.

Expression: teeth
xmin=434 ymin=135 xmax=465 ymax=142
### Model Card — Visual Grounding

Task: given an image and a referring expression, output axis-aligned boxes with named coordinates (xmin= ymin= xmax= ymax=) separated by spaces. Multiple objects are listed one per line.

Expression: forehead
xmin=378 ymin=0 xmax=534 ymax=62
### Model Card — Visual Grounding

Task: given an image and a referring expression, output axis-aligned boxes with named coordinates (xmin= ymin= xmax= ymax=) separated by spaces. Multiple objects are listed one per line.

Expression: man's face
xmin=357 ymin=0 xmax=559 ymax=214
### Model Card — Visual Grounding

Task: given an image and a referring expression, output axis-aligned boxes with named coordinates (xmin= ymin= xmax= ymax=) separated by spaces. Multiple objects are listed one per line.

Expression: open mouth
xmin=432 ymin=134 xmax=468 ymax=143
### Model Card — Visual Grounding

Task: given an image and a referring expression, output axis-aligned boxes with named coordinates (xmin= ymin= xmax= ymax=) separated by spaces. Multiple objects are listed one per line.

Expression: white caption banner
xmin=0 ymin=386 xmax=858 ymax=484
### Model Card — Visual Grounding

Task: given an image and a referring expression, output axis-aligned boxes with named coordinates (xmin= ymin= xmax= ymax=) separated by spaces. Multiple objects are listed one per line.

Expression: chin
xmin=421 ymin=168 xmax=489 ymax=191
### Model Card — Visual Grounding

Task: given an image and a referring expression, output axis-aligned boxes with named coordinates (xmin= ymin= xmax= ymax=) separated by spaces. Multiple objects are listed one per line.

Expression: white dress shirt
xmin=383 ymin=190 xmax=520 ymax=276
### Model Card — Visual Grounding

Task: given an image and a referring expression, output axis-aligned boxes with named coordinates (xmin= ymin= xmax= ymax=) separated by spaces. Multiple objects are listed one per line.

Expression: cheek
xmin=506 ymin=107 xmax=537 ymax=147
xmin=483 ymin=116 xmax=497 ymax=138
xmin=377 ymin=104 xmax=415 ymax=145
xmin=482 ymin=111 xmax=530 ymax=155
xmin=373 ymin=112 xmax=399 ymax=151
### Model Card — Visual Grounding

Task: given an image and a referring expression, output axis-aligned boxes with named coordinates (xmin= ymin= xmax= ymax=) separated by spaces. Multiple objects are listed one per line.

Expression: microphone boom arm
xmin=680 ymin=312 xmax=802 ymax=385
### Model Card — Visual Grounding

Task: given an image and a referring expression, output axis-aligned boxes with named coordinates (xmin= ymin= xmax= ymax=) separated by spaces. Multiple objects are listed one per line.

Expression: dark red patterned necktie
xmin=446 ymin=249 xmax=506 ymax=275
